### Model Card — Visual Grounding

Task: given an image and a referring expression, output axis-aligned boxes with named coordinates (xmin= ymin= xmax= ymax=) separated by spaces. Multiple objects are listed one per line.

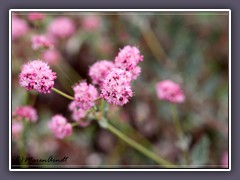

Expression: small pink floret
xmin=156 ymin=80 xmax=185 ymax=103
xmin=82 ymin=16 xmax=101 ymax=31
xmin=73 ymin=82 xmax=98 ymax=110
xmin=100 ymin=68 xmax=133 ymax=106
xmin=12 ymin=122 xmax=23 ymax=139
xmin=12 ymin=16 xmax=29 ymax=40
xmin=31 ymin=34 xmax=54 ymax=50
xmin=89 ymin=60 xmax=114 ymax=87
xmin=48 ymin=17 xmax=75 ymax=39
xmin=48 ymin=115 xmax=72 ymax=139
xmin=12 ymin=105 xmax=38 ymax=122
xmin=42 ymin=49 xmax=60 ymax=65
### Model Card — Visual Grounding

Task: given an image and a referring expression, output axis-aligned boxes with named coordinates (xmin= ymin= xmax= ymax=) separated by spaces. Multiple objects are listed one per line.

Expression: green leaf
xmin=190 ymin=135 xmax=210 ymax=166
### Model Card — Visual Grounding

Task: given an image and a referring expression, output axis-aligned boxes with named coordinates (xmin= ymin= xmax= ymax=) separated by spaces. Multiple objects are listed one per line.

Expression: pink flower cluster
xmin=12 ymin=15 xmax=29 ymax=40
xmin=82 ymin=16 xmax=101 ymax=31
xmin=48 ymin=115 xmax=72 ymax=139
xmin=12 ymin=105 xmax=38 ymax=122
xmin=89 ymin=60 xmax=114 ymax=87
xmin=48 ymin=17 xmax=76 ymax=39
xmin=89 ymin=45 xmax=144 ymax=106
xmin=19 ymin=60 xmax=57 ymax=93
xmin=115 ymin=45 xmax=144 ymax=80
xmin=155 ymin=80 xmax=185 ymax=103
xmin=73 ymin=82 xmax=99 ymax=110
xmin=100 ymin=68 xmax=133 ymax=106
xmin=31 ymin=35 xmax=54 ymax=50
xmin=41 ymin=49 xmax=61 ymax=65
xmin=12 ymin=122 xmax=23 ymax=139
xmin=28 ymin=12 xmax=45 ymax=21
xmin=69 ymin=82 xmax=98 ymax=125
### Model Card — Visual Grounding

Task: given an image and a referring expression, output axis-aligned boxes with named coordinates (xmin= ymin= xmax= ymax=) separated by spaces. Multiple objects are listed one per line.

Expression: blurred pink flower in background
xmin=89 ymin=60 xmax=114 ymax=87
xmin=48 ymin=115 xmax=72 ymax=139
xmin=28 ymin=12 xmax=45 ymax=21
xmin=69 ymin=101 xmax=89 ymax=127
xmin=12 ymin=106 xmax=38 ymax=122
xmin=82 ymin=16 xmax=101 ymax=31
xmin=19 ymin=60 xmax=57 ymax=93
xmin=12 ymin=16 xmax=29 ymax=40
xmin=73 ymin=82 xmax=98 ymax=110
xmin=69 ymin=101 xmax=89 ymax=126
xmin=12 ymin=122 xmax=23 ymax=139
xmin=221 ymin=151 xmax=228 ymax=168
xmin=100 ymin=68 xmax=133 ymax=106
xmin=48 ymin=17 xmax=76 ymax=39
xmin=156 ymin=80 xmax=185 ymax=103
xmin=42 ymin=49 xmax=61 ymax=65
xmin=31 ymin=34 xmax=54 ymax=50
xmin=115 ymin=45 xmax=144 ymax=80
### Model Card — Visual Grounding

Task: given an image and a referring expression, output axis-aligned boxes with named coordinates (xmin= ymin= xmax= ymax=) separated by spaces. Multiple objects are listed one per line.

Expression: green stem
xmin=171 ymin=104 xmax=189 ymax=165
xmin=172 ymin=105 xmax=183 ymax=136
xmin=52 ymin=87 xmax=74 ymax=100
xmin=106 ymin=122 xmax=178 ymax=168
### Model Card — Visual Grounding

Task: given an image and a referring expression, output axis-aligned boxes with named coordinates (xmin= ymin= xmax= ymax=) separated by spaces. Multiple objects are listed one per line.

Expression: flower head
xmin=114 ymin=45 xmax=144 ymax=80
xmin=73 ymin=82 xmax=98 ymax=110
xmin=48 ymin=115 xmax=72 ymax=139
xmin=89 ymin=60 xmax=114 ymax=87
xmin=12 ymin=16 xmax=29 ymax=40
xmin=19 ymin=60 xmax=57 ymax=93
xmin=69 ymin=101 xmax=89 ymax=127
xmin=31 ymin=34 xmax=54 ymax=50
xmin=48 ymin=17 xmax=75 ymax=39
xmin=12 ymin=122 xmax=23 ymax=139
xmin=42 ymin=49 xmax=60 ymax=65
xmin=12 ymin=105 xmax=38 ymax=122
xmin=28 ymin=12 xmax=45 ymax=21
xmin=82 ymin=16 xmax=101 ymax=31
xmin=100 ymin=68 xmax=133 ymax=106
xmin=156 ymin=80 xmax=185 ymax=103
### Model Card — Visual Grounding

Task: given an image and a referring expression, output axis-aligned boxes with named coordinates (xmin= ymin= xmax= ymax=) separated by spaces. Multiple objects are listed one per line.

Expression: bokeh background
xmin=11 ymin=11 xmax=229 ymax=168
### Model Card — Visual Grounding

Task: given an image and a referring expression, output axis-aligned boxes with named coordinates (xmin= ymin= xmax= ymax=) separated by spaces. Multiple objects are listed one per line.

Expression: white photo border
xmin=9 ymin=9 xmax=231 ymax=171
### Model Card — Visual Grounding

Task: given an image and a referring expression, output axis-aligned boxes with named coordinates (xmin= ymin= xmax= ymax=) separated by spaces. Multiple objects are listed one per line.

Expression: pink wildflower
xmin=12 ymin=16 xmax=29 ymax=40
xmin=73 ymin=82 xmax=98 ymax=110
xmin=42 ymin=49 xmax=60 ymax=65
xmin=100 ymin=68 xmax=133 ymax=106
xmin=12 ymin=106 xmax=38 ymax=122
xmin=89 ymin=60 xmax=114 ymax=87
xmin=221 ymin=151 xmax=228 ymax=168
xmin=12 ymin=122 xmax=23 ymax=139
xmin=28 ymin=12 xmax=45 ymax=21
xmin=82 ymin=16 xmax=101 ymax=31
xmin=19 ymin=60 xmax=57 ymax=93
xmin=31 ymin=34 xmax=54 ymax=50
xmin=69 ymin=101 xmax=89 ymax=127
xmin=48 ymin=115 xmax=72 ymax=139
xmin=114 ymin=45 xmax=144 ymax=80
xmin=48 ymin=17 xmax=75 ymax=39
xmin=156 ymin=80 xmax=185 ymax=103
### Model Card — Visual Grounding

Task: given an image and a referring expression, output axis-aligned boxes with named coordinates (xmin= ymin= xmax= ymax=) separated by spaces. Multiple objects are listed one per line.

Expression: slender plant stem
xmin=52 ymin=87 xmax=74 ymax=100
xmin=171 ymin=104 xmax=189 ymax=165
xmin=106 ymin=122 xmax=178 ymax=168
